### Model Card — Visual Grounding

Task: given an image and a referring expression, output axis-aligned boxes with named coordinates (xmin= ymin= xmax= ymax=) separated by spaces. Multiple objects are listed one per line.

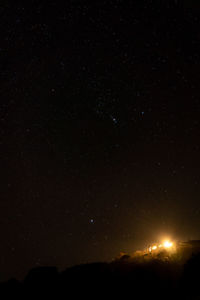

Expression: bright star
xmin=110 ymin=115 xmax=118 ymax=124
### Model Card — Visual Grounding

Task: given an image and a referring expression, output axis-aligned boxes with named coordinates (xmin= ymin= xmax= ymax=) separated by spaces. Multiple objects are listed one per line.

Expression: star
xmin=110 ymin=115 xmax=118 ymax=124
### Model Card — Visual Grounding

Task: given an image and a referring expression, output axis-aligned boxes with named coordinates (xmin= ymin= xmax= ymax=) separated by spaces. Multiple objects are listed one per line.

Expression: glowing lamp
xmin=163 ymin=241 xmax=173 ymax=248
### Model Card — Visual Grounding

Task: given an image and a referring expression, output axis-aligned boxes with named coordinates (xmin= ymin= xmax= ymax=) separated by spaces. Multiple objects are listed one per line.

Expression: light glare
xmin=163 ymin=241 xmax=173 ymax=248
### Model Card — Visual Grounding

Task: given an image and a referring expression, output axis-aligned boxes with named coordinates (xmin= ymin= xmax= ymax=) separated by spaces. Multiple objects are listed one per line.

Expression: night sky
xmin=1 ymin=0 xmax=200 ymax=280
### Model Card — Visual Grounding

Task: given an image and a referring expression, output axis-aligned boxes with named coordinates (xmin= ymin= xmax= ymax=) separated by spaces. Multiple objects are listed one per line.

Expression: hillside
xmin=1 ymin=251 xmax=200 ymax=299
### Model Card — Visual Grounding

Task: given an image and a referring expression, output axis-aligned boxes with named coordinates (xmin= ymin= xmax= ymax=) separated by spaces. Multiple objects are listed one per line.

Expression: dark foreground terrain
xmin=1 ymin=252 xmax=200 ymax=299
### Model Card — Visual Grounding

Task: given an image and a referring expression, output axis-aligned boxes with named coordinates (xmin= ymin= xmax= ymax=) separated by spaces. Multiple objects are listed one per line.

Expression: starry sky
xmin=1 ymin=0 xmax=200 ymax=280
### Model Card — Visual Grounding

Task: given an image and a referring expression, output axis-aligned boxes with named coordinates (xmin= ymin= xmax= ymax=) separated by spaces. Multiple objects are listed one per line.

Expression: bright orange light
xmin=163 ymin=241 xmax=173 ymax=248
xmin=152 ymin=245 xmax=157 ymax=250
xmin=158 ymin=244 xmax=163 ymax=248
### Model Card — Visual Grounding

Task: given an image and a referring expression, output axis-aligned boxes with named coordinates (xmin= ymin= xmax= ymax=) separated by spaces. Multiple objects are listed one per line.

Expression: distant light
xmin=110 ymin=115 xmax=118 ymax=124
xmin=158 ymin=244 xmax=163 ymax=248
xmin=163 ymin=241 xmax=173 ymax=248
xmin=152 ymin=245 xmax=157 ymax=250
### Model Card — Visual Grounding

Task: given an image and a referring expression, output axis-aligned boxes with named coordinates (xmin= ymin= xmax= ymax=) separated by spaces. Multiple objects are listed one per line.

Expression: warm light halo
xmin=163 ymin=240 xmax=173 ymax=248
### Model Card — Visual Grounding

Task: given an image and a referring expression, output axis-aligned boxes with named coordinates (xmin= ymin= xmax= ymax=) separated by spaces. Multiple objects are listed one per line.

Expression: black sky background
xmin=1 ymin=0 xmax=200 ymax=280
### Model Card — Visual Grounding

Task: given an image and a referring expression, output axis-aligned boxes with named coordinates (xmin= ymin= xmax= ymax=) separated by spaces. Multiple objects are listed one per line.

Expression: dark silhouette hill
xmin=1 ymin=253 xmax=200 ymax=299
